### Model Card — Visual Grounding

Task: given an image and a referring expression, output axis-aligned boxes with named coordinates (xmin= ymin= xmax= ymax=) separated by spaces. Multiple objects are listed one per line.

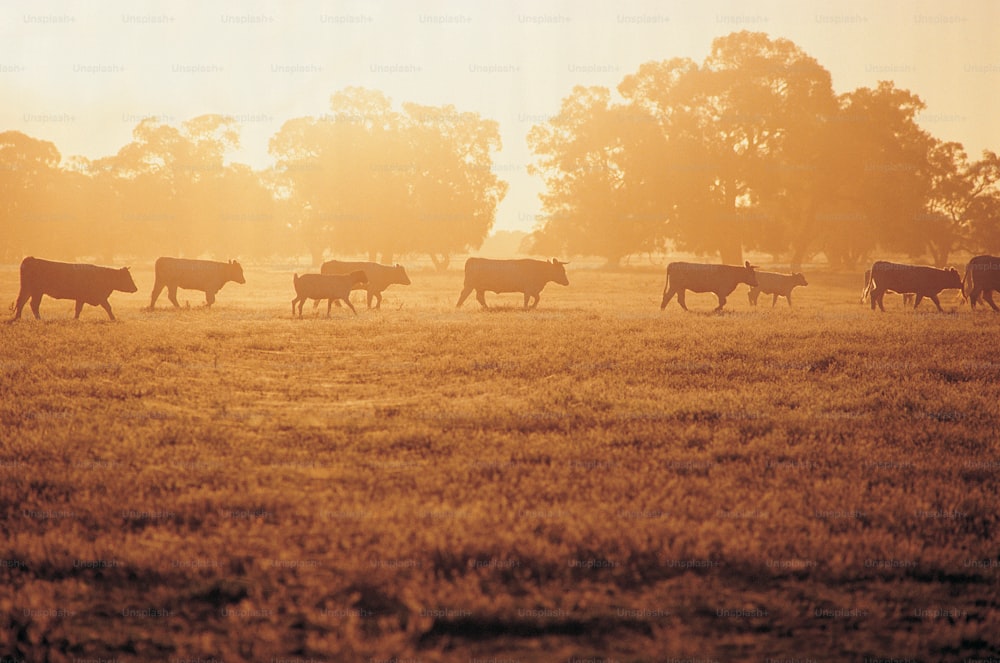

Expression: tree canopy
xmin=528 ymin=31 xmax=1000 ymax=269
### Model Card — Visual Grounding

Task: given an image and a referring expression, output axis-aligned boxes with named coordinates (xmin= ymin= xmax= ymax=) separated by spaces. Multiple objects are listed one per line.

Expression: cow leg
xmin=747 ymin=288 xmax=757 ymax=305
xmin=456 ymin=286 xmax=473 ymax=308
xmin=98 ymin=300 xmax=115 ymax=321
xmin=343 ymin=298 xmax=358 ymax=315
xmin=326 ymin=299 xmax=334 ymax=317
xmin=675 ymin=289 xmax=688 ymax=311
xmin=913 ymin=294 xmax=924 ymax=310
xmin=871 ymin=288 xmax=882 ymax=311
xmin=12 ymin=289 xmax=29 ymax=320
xmin=713 ymin=294 xmax=727 ymax=312
xmin=205 ymin=290 xmax=216 ymax=307
xmin=771 ymin=293 xmax=779 ymax=307
xmin=149 ymin=280 xmax=164 ymax=309
xmin=29 ymin=295 xmax=42 ymax=319
xmin=526 ymin=293 xmax=539 ymax=309
xmin=312 ymin=299 xmax=320 ymax=309
xmin=786 ymin=293 xmax=793 ymax=307
xmin=167 ymin=286 xmax=180 ymax=308
xmin=523 ymin=293 xmax=531 ymax=309
xmin=74 ymin=300 xmax=85 ymax=319
xmin=984 ymin=290 xmax=999 ymax=312
xmin=661 ymin=287 xmax=676 ymax=310
xmin=929 ymin=294 xmax=944 ymax=312
xmin=476 ymin=289 xmax=487 ymax=309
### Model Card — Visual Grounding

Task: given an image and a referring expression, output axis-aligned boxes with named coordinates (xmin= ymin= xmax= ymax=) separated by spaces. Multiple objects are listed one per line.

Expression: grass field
xmin=1 ymin=264 xmax=998 ymax=662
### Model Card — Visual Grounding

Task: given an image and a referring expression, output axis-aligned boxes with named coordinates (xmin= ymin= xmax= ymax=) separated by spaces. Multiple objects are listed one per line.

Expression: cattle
xmin=961 ymin=255 xmax=1000 ymax=311
xmin=149 ymin=257 xmax=245 ymax=309
xmin=318 ymin=260 xmax=411 ymax=309
xmin=11 ymin=256 xmax=138 ymax=321
xmin=660 ymin=261 xmax=758 ymax=312
xmin=863 ymin=261 xmax=963 ymax=312
xmin=747 ymin=271 xmax=808 ymax=307
xmin=862 ymin=268 xmax=913 ymax=306
xmin=456 ymin=258 xmax=569 ymax=310
xmin=292 ymin=271 xmax=368 ymax=317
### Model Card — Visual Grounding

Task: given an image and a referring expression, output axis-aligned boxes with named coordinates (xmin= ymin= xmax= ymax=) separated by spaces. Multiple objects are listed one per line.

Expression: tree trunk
xmin=928 ymin=240 xmax=949 ymax=268
xmin=429 ymin=253 xmax=450 ymax=271
xmin=790 ymin=246 xmax=807 ymax=273
xmin=719 ymin=187 xmax=743 ymax=265
xmin=719 ymin=239 xmax=743 ymax=266
xmin=310 ymin=246 xmax=324 ymax=267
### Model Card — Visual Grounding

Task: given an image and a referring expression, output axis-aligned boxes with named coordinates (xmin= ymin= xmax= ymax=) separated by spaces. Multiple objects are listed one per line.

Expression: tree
xmin=533 ymin=33 xmax=838 ymax=266
xmin=922 ymin=146 xmax=1000 ymax=266
xmin=0 ymin=132 xmax=62 ymax=261
xmin=270 ymin=88 xmax=507 ymax=266
xmin=527 ymin=85 xmax=668 ymax=267
xmin=402 ymin=103 xmax=507 ymax=271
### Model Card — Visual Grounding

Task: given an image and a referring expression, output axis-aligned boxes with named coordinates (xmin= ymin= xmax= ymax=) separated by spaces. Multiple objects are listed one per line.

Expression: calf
xmin=291 ymin=271 xmax=368 ymax=317
xmin=748 ymin=271 xmax=808 ymax=307
xmin=320 ymin=260 xmax=411 ymax=309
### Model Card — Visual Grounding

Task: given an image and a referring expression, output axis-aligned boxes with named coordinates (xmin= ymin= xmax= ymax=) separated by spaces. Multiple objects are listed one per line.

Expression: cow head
xmin=550 ymin=258 xmax=570 ymax=286
xmin=793 ymin=273 xmax=808 ymax=287
xmin=350 ymin=270 xmax=369 ymax=286
xmin=945 ymin=266 xmax=962 ymax=290
xmin=117 ymin=267 xmax=139 ymax=293
xmin=394 ymin=264 xmax=411 ymax=286
xmin=744 ymin=260 xmax=758 ymax=288
xmin=228 ymin=260 xmax=246 ymax=284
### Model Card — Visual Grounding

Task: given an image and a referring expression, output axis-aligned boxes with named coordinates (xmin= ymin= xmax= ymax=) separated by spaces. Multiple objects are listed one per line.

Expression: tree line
xmin=0 ymin=88 xmax=507 ymax=268
xmin=2 ymin=31 xmax=998 ymax=270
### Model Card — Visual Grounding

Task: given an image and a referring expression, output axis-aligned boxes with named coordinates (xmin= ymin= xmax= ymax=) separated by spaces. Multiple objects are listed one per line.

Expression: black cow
xmin=962 ymin=255 xmax=1000 ymax=311
xmin=12 ymin=256 xmax=138 ymax=321
xmin=661 ymin=261 xmax=758 ymax=312
xmin=149 ymin=257 xmax=245 ymax=309
xmin=457 ymin=258 xmax=569 ymax=309
xmin=863 ymin=261 xmax=963 ymax=312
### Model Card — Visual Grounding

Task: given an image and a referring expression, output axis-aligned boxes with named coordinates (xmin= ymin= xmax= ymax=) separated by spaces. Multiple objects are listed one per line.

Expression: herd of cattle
xmin=7 ymin=254 xmax=1000 ymax=321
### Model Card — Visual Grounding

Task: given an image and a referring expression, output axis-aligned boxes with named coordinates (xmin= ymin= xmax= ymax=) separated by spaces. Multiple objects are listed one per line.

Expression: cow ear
xmin=745 ymin=261 xmax=751 ymax=268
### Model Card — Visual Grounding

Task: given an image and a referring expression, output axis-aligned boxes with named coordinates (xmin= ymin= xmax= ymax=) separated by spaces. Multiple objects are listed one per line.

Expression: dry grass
xmin=1 ymin=265 xmax=998 ymax=662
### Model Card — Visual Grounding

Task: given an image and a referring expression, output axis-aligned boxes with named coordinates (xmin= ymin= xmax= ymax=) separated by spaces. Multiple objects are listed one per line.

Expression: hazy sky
xmin=3 ymin=0 xmax=999 ymax=232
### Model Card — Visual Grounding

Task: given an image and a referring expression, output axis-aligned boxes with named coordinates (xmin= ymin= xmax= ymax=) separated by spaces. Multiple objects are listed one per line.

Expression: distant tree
xmin=532 ymin=33 xmax=838 ymax=266
xmin=920 ymin=146 xmax=1000 ymax=266
xmin=270 ymin=88 xmax=507 ymax=267
xmin=403 ymin=103 xmax=508 ymax=271
xmin=108 ymin=115 xmax=278 ymax=258
xmin=0 ymin=131 xmax=62 ymax=261
xmin=527 ymin=85 xmax=668 ymax=267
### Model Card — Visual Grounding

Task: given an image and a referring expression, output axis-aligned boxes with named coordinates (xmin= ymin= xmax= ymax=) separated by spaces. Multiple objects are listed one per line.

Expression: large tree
xmin=270 ymin=87 xmax=506 ymax=266
xmin=533 ymin=32 xmax=838 ymax=266
xmin=527 ymin=86 xmax=668 ymax=266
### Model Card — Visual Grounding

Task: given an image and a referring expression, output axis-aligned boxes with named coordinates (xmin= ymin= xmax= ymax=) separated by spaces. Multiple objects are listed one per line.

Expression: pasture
xmin=1 ymin=264 xmax=998 ymax=662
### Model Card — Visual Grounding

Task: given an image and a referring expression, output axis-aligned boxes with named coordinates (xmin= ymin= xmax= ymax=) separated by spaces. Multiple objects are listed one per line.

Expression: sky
xmin=3 ymin=0 xmax=999 ymax=233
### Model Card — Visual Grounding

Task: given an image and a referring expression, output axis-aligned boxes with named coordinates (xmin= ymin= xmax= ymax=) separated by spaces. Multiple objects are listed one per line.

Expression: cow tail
xmin=861 ymin=270 xmax=874 ymax=304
